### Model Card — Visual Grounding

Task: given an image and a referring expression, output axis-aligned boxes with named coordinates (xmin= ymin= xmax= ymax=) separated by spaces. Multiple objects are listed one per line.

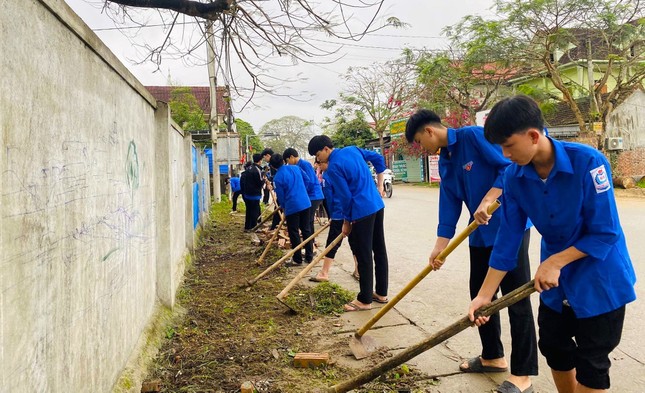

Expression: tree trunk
xmin=613 ymin=176 xmax=636 ymax=189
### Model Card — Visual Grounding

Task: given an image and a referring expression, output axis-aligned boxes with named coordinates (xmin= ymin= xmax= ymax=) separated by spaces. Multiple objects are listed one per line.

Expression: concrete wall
xmin=607 ymin=90 xmax=645 ymax=177
xmin=0 ymin=1 xmax=210 ymax=391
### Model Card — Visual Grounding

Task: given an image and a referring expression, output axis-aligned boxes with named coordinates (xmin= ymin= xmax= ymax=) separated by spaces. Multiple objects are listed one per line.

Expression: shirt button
xmin=544 ymin=190 xmax=548 ymax=194
xmin=550 ymin=214 xmax=554 ymax=218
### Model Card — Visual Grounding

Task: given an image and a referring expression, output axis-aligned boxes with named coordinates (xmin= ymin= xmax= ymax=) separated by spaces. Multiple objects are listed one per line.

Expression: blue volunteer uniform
xmin=230 ymin=176 xmax=241 ymax=193
xmin=296 ymin=159 xmax=324 ymax=201
xmin=273 ymin=165 xmax=311 ymax=215
xmin=438 ymin=126 xmax=511 ymax=246
xmin=325 ymin=147 xmax=385 ymax=221
xmin=490 ymin=138 xmax=636 ymax=318
xmin=322 ymin=172 xmax=343 ymax=221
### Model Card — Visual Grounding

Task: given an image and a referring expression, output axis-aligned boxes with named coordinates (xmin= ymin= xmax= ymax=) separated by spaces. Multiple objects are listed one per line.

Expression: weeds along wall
xmin=0 ymin=1 xmax=211 ymax=391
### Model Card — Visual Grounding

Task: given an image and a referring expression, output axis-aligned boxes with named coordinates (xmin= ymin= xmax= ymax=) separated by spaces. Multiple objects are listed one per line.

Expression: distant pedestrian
xmin=230 ymin=173 xmax=242 ymax=213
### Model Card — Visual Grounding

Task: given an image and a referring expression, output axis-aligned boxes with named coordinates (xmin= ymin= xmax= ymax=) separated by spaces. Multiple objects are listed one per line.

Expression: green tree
xmin=259 ymin=116 xmax=314 ymax=156
xmin=331 ymin=113 xmax=374 ymax=148
xmin=451 ymin=0 xmax=645 ymax=133
xmin=235 ymin=118 xmax=263 ymax=159
xmin=168 ymin=87 xmax=208 ymax=131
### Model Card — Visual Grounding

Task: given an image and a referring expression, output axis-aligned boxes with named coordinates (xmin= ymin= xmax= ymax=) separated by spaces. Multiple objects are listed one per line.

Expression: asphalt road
xmin=330 ymin=183 xmax=645 ymax=392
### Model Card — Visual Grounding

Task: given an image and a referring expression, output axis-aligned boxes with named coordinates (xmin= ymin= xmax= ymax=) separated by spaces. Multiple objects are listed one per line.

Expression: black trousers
xmin=231 ymin=191 xmax=241 ymax=211
xmin=348 ymin=209 xmax=388 ymax=304
xmin=263 ymin=187 xmax=270 ymax=205
xmin=308 ymin=199 xmax=323 ymax=234
xmin=469 ymin=229 xmax=538 ymax=376
xmin=286 ymin=208 xmax=313 ymax=264
xmin=325 ymin=219 xmax=344 ymax=259
xmin=244 ymin=199 xmax=261 ymax=230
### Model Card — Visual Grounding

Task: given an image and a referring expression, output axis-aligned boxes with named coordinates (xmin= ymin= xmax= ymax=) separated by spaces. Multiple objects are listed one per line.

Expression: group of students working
xmin=232 ymin=94 xmax=635 ymax=393
xmin=403 ymin=95 xmax=636 ymax=393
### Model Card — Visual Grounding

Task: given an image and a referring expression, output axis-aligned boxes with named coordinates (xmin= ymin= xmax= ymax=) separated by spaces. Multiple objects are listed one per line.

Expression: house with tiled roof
xmin=145 ymin=85 xmax=231 ymax=126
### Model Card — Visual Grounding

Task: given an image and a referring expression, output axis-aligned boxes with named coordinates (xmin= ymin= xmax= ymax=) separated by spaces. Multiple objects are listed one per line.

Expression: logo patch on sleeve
xmin=589 ymin=165 xmax=611 ymax=194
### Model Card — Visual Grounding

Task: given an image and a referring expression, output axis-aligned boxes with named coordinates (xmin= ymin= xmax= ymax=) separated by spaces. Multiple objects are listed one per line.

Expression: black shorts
xmin=537 ymin=301 xmax=626 ymax=390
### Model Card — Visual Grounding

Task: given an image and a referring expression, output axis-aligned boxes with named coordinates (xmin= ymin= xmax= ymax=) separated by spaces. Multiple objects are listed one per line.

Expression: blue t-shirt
xmin=438 ymin=126 xmax=512 ymax=247
xmin=296 ymin=159 xmax=324 ymax=201
xmin=273 ymin=165 xmax=312 ymax=216
xmin=490 ymin=137 xmax=636 ymax=318
xmin=325 ymin=146 xmax=385 ymax=221
xmin=230 ymin=176 xmax=241 ymax=192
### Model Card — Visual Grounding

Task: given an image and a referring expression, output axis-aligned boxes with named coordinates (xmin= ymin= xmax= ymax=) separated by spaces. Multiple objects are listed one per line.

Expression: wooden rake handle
xmin=355 ymin=200 xmax=501 ymax=338
xmin=256 ymin=213 xmax=286 ymax=265
xmin=276 ymin=233 xmax=345 ymax=301
xmin=330 ymin=280 xmax=536 ymax=393
xmin=246 ymin=222 xmax=331 ymax=286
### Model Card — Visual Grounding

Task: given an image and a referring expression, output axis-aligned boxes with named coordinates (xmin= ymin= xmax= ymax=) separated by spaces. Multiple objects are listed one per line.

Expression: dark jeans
xmin=244 ymin=199 xmax=261 ymax=230
xmin=469 ymin=229 xmax=538 ymax=376
xmin=286 ymin=208 xmax=313 ymax=264
xmin=348 ymin=209 xmax=388 ymax=304
xmin=270 ymin=208 xmax=281 ymax=230
xmin=232 ymin=191 xmax=241 ymax=211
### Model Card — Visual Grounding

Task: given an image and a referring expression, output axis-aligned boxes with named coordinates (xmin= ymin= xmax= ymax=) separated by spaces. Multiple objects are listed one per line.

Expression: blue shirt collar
xmin=445 ymin=128 xmax=457 ymax=154
xmin=515 ymin=136 xmax=574 ymax=179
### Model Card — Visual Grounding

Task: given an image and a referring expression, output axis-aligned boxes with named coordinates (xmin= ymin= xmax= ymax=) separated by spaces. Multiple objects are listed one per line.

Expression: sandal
xmin=343 ymin=301 xmax=371 ymax=312
xmin=459 ymin=357 xmax=508 ymax=373
xmin=496 ymin=381 xmax=534 ymax=393
xmin=372 ymin=293 xmax=388 ymax=304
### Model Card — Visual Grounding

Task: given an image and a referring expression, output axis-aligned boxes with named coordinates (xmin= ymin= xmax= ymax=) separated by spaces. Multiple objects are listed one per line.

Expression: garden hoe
xmin=330 ymin=280 xmax=536 ymax=392
xmin=276 ymin=233 xmax=345 ymax=313
xmin=256 ymin=212 xmax=286 ymax=265
xmin=244 ymin=222 xmax=331 ymax=287
xmin=349 ymin=200 xmax=501 ymax=360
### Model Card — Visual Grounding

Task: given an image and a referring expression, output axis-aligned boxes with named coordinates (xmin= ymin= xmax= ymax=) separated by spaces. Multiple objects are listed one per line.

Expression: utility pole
xmin=206 ymin=21 xmax=221 ymax=202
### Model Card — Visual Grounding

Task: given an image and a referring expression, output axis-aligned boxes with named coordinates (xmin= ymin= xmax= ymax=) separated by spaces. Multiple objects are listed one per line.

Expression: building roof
xmin=145 ymin=86 xmax=230 ymax=116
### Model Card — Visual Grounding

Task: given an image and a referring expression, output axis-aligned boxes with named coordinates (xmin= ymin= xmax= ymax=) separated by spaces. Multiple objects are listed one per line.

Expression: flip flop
xmin=343 ymin=301 xmax=371 ymax=312
xmin=496 ymin=381 xmax=534 ymax=393
xmin=459 ymin=357 xmax=508 ymax=373
xmin=309 ymin=276 xmax=329 ymax=282
xmin=372 ymin=293 xmax=388 ymax=304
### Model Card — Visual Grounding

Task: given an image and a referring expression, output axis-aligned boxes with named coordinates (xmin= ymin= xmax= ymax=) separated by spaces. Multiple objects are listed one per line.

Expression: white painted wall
xmin=607 ymin=90 xmax=645 ymax=149
xmin=0 ymin=1 xmax=209 ymax=391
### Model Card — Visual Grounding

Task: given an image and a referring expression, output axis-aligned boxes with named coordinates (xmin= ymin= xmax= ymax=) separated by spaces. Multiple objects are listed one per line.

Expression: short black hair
xmin=244 ymin=161 xmax=253 ymax=169
xmin=484 ymin=95 xmax=545 ymax=144
xmin=404 ymin=109 xmax=442 ymax=143
xmin=283 ymin=148 xmax=299 ymax=160
xmin=252 ymin=153 xmax=263 ymax=163
xmin=269 ymin=153 xmax=284 ymax=169
xmin=261 ymin=148 xmax=274 ymax=156
xmin=308 ymin=135 xmax=334 ymax=156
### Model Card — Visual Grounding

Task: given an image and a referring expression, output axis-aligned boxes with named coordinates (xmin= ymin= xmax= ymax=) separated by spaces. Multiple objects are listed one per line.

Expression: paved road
xmin=330 ymin=183 xmax=645 ymax=392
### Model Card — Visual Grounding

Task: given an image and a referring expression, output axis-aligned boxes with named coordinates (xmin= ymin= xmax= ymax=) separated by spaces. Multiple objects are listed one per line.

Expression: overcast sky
xmin=65 ymin=0 xmax=496 ymax=132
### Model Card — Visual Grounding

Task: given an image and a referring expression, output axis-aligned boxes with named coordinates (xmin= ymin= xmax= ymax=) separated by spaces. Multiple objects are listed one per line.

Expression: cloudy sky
xmin=65 ymin=0 xmax=496 ymax=132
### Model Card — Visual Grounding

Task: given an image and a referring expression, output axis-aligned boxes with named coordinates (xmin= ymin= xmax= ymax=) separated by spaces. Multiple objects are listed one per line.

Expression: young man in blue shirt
xmin=229 ymin=174 xmax=242 ymax=214
xmin=405 ymin=109 xmax=537 ymax=393
xmin=469 ymin=95 xmax=636 ymax=393
xmin=308 ymin=135 xmax=389 ymax=311
xmin=283 ymin=148 xmax=325 ymax=244
xmin=270 ymin=153 xmax=314 ymax=266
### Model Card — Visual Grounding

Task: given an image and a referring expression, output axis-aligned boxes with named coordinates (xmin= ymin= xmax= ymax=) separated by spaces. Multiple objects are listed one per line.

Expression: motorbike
xmin=373 ymin=168 xmax=394 ymax=198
